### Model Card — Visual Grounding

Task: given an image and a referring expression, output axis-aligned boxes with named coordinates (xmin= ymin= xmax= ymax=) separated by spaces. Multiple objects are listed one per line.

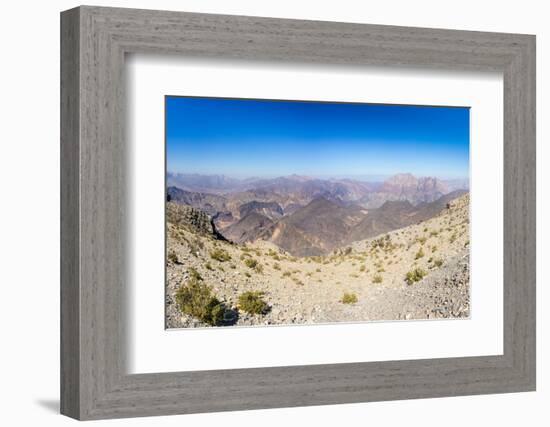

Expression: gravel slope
xmin=166 ymin=194 xmax=470 ymax=328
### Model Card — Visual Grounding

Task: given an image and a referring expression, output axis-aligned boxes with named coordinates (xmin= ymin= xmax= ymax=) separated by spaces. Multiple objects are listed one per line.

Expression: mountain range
xmin=167 ymin=173 xmax=468 ymax=256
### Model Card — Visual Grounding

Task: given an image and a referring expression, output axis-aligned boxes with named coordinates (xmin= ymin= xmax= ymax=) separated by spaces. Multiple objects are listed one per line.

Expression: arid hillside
xmin=166 ymin=193 xmax=470 ymax=328
xmin=167 ymin=173 xmax=468 ymax=257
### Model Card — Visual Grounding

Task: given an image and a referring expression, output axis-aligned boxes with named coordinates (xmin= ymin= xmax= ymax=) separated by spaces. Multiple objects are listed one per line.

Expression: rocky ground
xmin=165 ymin=194 xmax=470 ymax=328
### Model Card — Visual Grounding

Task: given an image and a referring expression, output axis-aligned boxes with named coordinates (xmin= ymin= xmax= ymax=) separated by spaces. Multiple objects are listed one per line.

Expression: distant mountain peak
xmin=384 ymin=173 xmax=417 ymax=185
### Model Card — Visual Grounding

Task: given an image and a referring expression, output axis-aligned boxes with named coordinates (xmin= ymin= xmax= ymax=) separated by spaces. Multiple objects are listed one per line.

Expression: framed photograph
xmin=164 ymin=96 xmax=473 ymax=329
xmin=61 ymin=6 xmax=536 ymax=420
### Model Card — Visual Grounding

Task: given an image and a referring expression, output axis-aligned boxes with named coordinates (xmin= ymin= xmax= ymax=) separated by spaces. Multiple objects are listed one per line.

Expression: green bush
xmin=373 ymin=274 xmax=383 ymax=284
xmin=167 ymin=250 xmax=179 ymax=264
xmin=209 ymin=303 xmax=226 ymax=325
xmin=416 ymin=236 xmax=427 ymax=245
xmin=210 ymin=248 xmax=231 ymax=262
xmin=292 ymin=277 xmax=304 ymax=286
xmin=433 ymin=259 xmax=444 ymax=267
xmin=188 ymin=267 xmax=202 ymax=281
xmin=244 ymin=258 xmax=258 ymax=269
xmin=405 ymin=268 xmax=427 ymax=285
xmin=238 ymin=291 xmax=269 ymax=315
xmin=175 ymin=277 xmax=225 ymax=326
xmin=267 ymin=249 xmax=281 ymax=261
xmin=372 ymin=235 xmax=393 ymax=251
xmin=415 ymin=248 xmax=425 ymax=259
xmin=341 ymin=293 xmax=358 ymax=304
xmin=243 ymin=257 xmax=263 ymax=273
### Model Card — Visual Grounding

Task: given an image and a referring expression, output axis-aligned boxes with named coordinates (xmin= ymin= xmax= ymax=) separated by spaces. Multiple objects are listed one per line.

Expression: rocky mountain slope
xmin=167 ymin=186 xmax=228 ymax=217
xmin=219 ymin=190 xmax=466 ymax=257
xmin=238 ymin=200 xmax=284 ymax=221
xmin=167 ymin=173 xmax=467 ymax=239
xmin=222 ymin=211 xmax=275 ymax=244
xmin=166 ymin=203 xmax=228 ymax=241
xmin=168 ymin=173 xmax=464 ymax=212
xmin=351 ymin=189 xmax=467 ymax=242
xmin=260 ymin=197 xmax=366 ymax=256
xmin=166 ymin=193 xmax=470 ymax=328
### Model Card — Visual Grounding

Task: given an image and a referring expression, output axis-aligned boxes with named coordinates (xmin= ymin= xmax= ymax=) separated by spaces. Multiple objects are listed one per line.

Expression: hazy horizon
xmin=166 ymin=96 xmax=470 ymax=179
xmin=167 ymin=170 xmax=469 ymax=182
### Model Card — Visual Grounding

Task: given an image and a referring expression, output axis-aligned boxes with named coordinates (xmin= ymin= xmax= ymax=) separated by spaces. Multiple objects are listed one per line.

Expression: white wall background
xmin=0 ymin=1 xmax=546 ymax=425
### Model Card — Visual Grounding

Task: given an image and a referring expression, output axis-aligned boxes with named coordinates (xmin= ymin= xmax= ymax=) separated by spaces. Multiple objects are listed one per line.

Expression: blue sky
xmin=166 ymin=96 xmax=470 ymax=180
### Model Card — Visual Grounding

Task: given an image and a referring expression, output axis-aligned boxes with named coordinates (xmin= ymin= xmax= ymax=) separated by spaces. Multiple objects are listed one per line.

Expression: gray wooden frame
xmin=61 ymin=5 xmax=536 ymax=420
